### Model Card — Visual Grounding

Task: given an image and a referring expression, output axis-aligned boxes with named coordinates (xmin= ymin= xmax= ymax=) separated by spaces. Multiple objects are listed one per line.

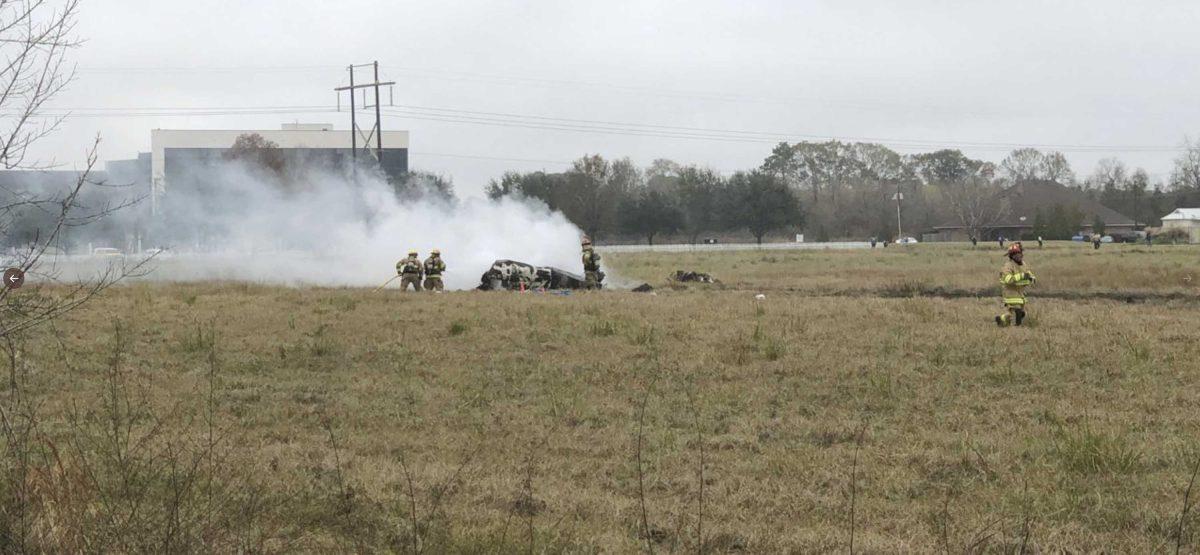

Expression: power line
xmin=72 ymin=63 xmax=1199 ymax=123
xmin=22 ymin=101 xmax=1194 ymax=153
xmin=374 ymin=108 xmax=1188 ymax=153
xmin=29 ymin=107 xmax=337 ymax=117
xmin=410 ymin=151 xmax=572 ymax=166
xmin=76 ymin=65 xmax=343 ymax=74
xmin=383 ymin=104 xmax=1185 ymax=152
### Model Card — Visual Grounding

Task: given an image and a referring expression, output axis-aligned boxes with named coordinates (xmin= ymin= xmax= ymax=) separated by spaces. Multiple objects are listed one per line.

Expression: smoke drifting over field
xmin=83 ymin=161 xmax=587 ymax=290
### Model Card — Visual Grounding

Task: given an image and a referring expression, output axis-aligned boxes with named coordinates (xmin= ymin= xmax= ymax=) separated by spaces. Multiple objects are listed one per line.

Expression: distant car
xmin=702 ymin=238 xmax=719 ymax=244
xmin=895 ymin=237 xmax=919 ymax=244
xmin=1100 ymin=235 xmax=1114 ymax=243
xmin=91 ymin=247 xmax=123 ymax=257
xmin=1071 ymin=235 xmax=1086 ymax=242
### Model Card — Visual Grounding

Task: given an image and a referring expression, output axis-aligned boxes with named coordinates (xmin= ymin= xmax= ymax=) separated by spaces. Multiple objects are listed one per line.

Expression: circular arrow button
xmin=3 ymin=268 xmax=25 ymax=289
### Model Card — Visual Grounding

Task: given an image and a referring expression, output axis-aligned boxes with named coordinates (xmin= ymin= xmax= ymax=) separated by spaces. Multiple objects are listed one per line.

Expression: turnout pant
xmin=997 ymin=301 xmax=1026 ymax=326
xmin=400 ymin=274 xmax=423 ymax=291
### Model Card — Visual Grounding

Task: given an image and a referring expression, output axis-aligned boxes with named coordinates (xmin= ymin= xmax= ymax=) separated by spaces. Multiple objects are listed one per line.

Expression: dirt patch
xmin=748 ymin=283 xmax=1200 ymax=304
xmin=871 ymin=283 xmax=1200 ymax=303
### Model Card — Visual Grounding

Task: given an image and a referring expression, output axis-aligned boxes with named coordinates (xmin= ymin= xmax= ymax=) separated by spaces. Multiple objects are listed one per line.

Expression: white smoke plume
xmin=44 ymin=160 xmax=590 ymax=290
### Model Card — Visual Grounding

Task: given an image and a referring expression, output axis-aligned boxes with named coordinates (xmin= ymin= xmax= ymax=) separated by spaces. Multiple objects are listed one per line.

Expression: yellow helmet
xmin=408 ymin=250 xmax=417 ymax=256
xmin=431 ymin=249 xmax=440 ymax=255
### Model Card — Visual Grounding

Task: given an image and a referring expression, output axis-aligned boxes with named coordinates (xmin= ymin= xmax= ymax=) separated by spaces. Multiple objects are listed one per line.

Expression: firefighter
xmin=396 ymin=250 xmax=423 ymax=292
xmin=423 ymin=249 xmax=446 ymax=291
xmin=581 ymin=237 xmax=603 ymax=289
xmin=996 ymin=242 xmax=1036 ymax=327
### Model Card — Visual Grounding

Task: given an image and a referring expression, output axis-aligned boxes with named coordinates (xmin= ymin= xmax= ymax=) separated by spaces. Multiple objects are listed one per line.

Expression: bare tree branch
xmin=1 ymin=1 xmax=147 ymax=346
xmin=937 ymin=175 xmax=1009 ymax=239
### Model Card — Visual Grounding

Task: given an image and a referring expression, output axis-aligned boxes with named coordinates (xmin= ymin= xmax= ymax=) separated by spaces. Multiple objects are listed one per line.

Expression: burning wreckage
xmin=478 ymin=260 xmax=603 ymax=291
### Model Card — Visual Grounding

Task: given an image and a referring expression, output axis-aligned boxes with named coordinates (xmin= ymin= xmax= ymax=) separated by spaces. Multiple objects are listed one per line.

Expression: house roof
xmin=1162 ymin=208 xmax=1200 ymax=221
xmin=934 ymin=179 xmax=1136 ymax=230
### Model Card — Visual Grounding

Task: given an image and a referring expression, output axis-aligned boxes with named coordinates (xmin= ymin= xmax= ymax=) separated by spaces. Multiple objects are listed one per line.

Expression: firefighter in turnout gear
xmin=396 ymin=250 xmax=423 ymax=292
xmin=996 ymin=243 xmax=1036 ymax=327
xmin=423 ymin=249 xmax=446 ymax=291
xmin=581 ymin=237 xmax=603 ymax=289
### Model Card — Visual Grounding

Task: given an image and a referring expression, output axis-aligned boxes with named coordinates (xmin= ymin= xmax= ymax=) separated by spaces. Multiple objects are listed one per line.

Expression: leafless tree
xmin=1086 ymin=157 xmax=1129 ymax=191
xmin=1171 ymin=137 xmax=1200 ymax=191
xmin=1 ymin=0 xmax=79 ymax=171
xmin=937 ymin=175 xmax=1009 ymax=239
xmin=1 ymin=0 xmax=147 ymax=345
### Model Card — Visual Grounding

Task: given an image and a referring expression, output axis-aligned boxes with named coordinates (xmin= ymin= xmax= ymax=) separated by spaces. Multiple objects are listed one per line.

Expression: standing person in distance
xmin=581 ymin=237 xmax=603 ymax=289
xmin=996 ymin=243 xmax=1036 ymax=327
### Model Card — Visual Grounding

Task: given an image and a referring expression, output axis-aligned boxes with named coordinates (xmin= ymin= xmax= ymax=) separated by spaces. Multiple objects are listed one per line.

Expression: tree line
xmin=8 ymin=134 xmax=1200 ymax=251
xmin=486 ymin=156 xmax=802 ymax=244
xmin=486 ymin=140 xmax=1200 ymax=244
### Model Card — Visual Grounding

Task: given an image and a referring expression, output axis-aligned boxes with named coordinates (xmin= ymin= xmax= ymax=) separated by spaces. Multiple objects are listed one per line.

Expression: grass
xmin=3 ymin=244 xmax=1200 ymax=551
xmin=607 ymin=241 xmax=1200 ymax=297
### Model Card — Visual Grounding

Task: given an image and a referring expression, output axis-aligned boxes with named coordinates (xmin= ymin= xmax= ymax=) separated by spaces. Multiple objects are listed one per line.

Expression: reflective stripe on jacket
xmin=1000 ymin=260 xmax=1034 ymax=305
xmin=424 ymin=257 xmax=445 ymax=276
xmin=582 ymin=248 xmax=601 ymax=272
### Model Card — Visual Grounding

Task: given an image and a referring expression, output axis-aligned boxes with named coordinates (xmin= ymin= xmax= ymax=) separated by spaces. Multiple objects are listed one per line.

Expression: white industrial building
xmin=1160 ymin=208 xmax=1200 ymax=243
xmin=150 ymin=123 xmax=410 ymax=212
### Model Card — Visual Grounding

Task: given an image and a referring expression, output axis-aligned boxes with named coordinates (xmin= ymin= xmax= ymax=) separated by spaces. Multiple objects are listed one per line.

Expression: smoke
xmin=51 ymin=159 xmax=590 ymax=290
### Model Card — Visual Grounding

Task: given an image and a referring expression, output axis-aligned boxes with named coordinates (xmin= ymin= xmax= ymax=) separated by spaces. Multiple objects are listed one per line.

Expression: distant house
xmin=927 ymin=180 xmax=1136 ymax=241
xmin=1160 ymin=208 xmax=1200 ymax=243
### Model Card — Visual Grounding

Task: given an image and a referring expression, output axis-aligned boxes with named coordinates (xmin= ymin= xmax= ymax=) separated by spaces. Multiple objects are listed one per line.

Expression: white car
xmin=895 ymin=237 xmax=919 ymax=244
xmin=91 ymin=247 xmax=123 ymax=257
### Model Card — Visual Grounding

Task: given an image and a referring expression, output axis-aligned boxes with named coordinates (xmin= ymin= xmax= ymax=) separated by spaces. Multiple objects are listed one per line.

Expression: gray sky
xmin=31 ymin=0 xmax=1200 ymax=196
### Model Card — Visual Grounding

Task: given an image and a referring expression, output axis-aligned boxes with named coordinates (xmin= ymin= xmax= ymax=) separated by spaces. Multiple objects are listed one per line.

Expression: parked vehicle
xmin=91 ymin=247 xmax=123 ymax=257
xmin=895 ymin=237 xmax=919 ymax=244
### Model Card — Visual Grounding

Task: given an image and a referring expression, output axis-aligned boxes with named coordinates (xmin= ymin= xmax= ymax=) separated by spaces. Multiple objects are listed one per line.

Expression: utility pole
xmin=892 ymin=190 xmax=904 ymax=241
xmin=334 ymin=62 xmax=395 ymax=165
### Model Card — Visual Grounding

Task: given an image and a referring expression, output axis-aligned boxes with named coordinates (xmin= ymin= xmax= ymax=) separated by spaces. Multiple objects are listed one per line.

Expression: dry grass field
xmin=4 ymin=242 xmax=1200 ymax=552
xmin=607 ymin=242 xmax=1200 ymax=297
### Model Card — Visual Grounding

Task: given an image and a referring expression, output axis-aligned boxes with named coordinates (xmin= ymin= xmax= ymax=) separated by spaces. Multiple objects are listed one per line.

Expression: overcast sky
xmin=29 ymin=0 xmax=1200 ymax=196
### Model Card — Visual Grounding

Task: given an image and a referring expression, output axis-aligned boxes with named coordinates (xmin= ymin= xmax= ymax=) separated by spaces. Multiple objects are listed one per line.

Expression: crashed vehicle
xmin=671 ymin=270 xmax=717 ymax=284
xmin=477 ymin=259 xmax=601 ymax=291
